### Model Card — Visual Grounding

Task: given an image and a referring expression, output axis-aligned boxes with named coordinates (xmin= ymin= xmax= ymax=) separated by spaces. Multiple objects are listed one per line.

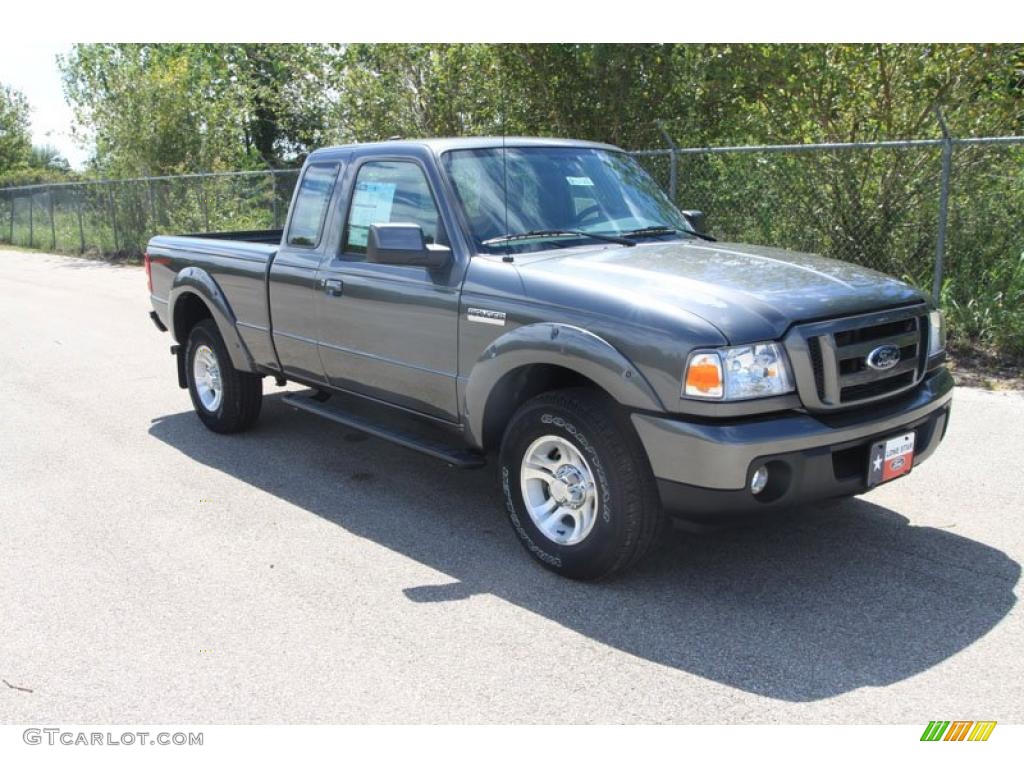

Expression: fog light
xmin=750 ymin=466 xmax=769 ymax=495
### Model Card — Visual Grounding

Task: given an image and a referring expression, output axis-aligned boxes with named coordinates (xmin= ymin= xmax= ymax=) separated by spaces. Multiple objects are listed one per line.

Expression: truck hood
xmin=515 ymin=239 xmax=928 ymax=343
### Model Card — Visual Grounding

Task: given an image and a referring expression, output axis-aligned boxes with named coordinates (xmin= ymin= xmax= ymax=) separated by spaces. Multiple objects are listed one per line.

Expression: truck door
xmin=313 ymin=154 xmax=463 ymax=421
xmin=268 ymin=160 xmax=342 ymax=383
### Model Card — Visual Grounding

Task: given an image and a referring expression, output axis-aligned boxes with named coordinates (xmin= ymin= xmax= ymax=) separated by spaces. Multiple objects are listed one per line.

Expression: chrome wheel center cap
xmin=552 ymin=465 xmax=587 ymax=508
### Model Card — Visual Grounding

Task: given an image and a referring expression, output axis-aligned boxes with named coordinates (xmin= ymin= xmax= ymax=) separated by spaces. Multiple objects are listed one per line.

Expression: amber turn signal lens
xmin=684 ymin=353 xmax=723 ymax=398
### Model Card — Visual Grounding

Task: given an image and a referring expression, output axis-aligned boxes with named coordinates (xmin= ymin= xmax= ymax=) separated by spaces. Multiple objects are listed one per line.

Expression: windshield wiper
xmin=482 ymin=229 xmax=636 ymax=248
xmin=622 ymin=225 xmax=717 ymax=242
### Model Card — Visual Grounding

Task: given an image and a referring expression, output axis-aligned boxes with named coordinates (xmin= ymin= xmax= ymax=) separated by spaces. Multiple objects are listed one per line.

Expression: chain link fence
xmin=633 ymin=135 xmax=1024 ymax=357
xmin=636 ymin=141 xmax=944 ymax=286
xmin=0 ymin=169 xmax=300 ymax=259
xmin=2 ymin=136 xmax=1023 ymax=354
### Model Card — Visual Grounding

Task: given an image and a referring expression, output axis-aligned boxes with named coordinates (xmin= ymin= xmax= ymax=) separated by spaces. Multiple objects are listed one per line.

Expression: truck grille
xmin=785 ymin=305 xmax=929 ymax=411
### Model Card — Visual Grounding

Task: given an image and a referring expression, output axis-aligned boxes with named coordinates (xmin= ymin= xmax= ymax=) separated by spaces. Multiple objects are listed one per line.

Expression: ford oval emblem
xmin=866 ymin=344 xmax=901 ymax=371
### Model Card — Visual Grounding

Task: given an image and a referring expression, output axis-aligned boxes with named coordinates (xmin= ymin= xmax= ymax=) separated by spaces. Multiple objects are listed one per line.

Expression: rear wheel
xmin=498 ymin=387 xmax=663 ymax=580
xmin=185 ymin=319 xmax=262 ymax=433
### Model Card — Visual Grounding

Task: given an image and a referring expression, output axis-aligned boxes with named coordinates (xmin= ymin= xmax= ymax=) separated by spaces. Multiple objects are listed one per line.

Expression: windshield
xmin=441 ymin=146 xmax=692 ymax=254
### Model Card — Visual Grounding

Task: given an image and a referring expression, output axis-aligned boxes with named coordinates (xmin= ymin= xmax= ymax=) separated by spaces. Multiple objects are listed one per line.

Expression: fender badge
xmin=467 ymin=308 xmax=506 ymax=326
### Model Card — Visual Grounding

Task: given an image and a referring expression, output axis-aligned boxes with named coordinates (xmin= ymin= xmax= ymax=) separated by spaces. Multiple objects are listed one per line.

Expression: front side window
xmin=287 ymin=163 xmax=339 ymax=247
xmin=442 ymin=147 xmax=692 ymax=254
xmin=343 ymin=161 xmax=444 ymax=255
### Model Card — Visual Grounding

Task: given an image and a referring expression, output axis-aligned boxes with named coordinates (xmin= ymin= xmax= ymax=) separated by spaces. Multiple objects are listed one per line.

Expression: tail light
xmin=144 ymin=253 xmax=170 ymax=295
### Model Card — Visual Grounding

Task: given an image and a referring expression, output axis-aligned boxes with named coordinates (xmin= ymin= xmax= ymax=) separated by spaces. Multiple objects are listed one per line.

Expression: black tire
xmin=498 ymin=387 xmax=663 ymax=580
xmin=185 ymin=319 xmax=263 ymax=434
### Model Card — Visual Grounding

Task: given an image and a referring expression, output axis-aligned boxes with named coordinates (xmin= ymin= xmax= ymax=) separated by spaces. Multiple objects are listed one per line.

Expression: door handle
xmin=322 ymin=278 xmax=344 ymax=297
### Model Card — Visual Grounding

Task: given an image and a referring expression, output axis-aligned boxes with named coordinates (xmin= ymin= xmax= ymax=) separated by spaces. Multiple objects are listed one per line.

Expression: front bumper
xmin=631 ymin=367 xmax=953 ymax=516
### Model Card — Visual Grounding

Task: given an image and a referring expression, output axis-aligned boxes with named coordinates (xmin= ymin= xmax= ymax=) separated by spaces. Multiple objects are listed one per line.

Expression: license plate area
xmin=867 ymin=431 xmax=916 ymax=486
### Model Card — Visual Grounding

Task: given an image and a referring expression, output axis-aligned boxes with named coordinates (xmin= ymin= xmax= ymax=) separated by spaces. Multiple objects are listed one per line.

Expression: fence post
xmin=271 ymin=172 xmax=280 ymax=229
xmin=933 ymin=108 xmax=953 ymax=303
xmin=657 ymin=121 xmax=678 ymax=202
xmin=108 ymin=187 xmax=119 ymax=254
xmin=28 ymin=194 xmax=34 ymax=247
xmin=147 ymin=180 xmax=157 ymax=234
xmin=76 ymin=190 xmax=86 ymax=253
xmin=200 ymin=178 xmax=210 ymax=231
xmin=48 ymin=190 xmax=57 ymax=250
xmin=8 ymin=193 xmax=13 ymax=245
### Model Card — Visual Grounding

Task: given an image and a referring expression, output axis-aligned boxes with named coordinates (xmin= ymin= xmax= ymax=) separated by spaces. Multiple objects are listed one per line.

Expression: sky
xmin=0 ymin=43 xmax=89 ymax=169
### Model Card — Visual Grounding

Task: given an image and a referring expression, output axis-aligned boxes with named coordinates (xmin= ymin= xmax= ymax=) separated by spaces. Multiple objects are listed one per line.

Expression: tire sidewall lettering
xmin=502 ymin=465 xmax=563 ymax=568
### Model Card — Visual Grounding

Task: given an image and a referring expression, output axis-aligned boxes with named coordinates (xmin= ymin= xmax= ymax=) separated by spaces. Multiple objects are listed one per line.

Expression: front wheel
xmin=185 ymin=319 xmax=263 ymax=433
xmin=498 ymin=388 xmax=663 ymax=580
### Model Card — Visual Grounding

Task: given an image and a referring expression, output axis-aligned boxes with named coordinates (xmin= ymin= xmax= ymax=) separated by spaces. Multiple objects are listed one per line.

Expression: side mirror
xmin=367 ymin=223 xmax=451 ymax=269
xmin=682 ymin=210 xmax=706 ymax=235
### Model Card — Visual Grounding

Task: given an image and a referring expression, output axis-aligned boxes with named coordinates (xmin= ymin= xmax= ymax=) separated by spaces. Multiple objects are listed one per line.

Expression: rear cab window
xmin=287 ymin=163 xmax=340 ymax=247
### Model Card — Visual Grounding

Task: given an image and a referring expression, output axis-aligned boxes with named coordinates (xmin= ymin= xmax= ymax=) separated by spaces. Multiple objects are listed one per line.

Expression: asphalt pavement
xmin=1 ymin=248 xmax=1021 ymax=724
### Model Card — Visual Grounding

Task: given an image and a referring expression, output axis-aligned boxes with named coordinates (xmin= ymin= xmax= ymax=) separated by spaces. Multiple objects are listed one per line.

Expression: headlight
xmin=928 ymin=310 xmax=946 ymax=356
xmin=684 ymin=342 xmax=794 ymax=401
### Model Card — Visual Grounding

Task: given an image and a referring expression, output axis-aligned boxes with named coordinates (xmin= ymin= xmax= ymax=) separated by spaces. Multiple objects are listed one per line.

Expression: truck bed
xmin=147 ymin=230 xmax=283 ymax=372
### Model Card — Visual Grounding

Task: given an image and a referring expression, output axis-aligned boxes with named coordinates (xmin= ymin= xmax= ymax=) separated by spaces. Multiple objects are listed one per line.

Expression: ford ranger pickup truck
xmin=146 ymin=137 xmax=953 ymax=580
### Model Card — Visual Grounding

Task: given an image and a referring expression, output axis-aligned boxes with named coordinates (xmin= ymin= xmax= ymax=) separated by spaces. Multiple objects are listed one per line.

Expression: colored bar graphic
xmin=921 ymin=720 xmax=996 ymax=742
xmin=921 ymin=721 xmax=950 ymax=741
xmin=944 ymin=721 xmax=973 ymax=741
xmin=968 ymin=721 xmax=997 ymax=742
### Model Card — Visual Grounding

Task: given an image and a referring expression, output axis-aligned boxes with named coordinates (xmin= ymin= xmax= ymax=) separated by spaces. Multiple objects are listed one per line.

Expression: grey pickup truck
xmin=146 ymin=137 xmax=953 ymax=579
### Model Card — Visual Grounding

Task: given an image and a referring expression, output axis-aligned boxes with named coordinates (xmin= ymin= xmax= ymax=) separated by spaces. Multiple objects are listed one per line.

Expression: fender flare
xmin=463 ymin=322 xmax=665 ymax=449
xmin=169 ymin=267 xmax=255 ymax=372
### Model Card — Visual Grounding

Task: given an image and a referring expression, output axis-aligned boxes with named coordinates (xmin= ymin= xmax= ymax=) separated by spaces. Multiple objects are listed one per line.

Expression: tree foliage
xmin=59 ymin=43 xmax=1022 ymax=172
xmin=0 ymin=84 xmax=75 ymax=186
xmin=0 ymin=83 xmax=33 ymax=173
xmin=60 ymin=44 xmax=339 ymax=176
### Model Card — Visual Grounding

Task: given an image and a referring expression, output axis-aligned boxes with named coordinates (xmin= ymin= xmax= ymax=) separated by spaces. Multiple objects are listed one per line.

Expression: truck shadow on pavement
xmin=150 ymin=394 xmax=1019 ymax=703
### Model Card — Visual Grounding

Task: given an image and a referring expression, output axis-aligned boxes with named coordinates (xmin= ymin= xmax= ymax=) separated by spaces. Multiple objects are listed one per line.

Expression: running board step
xmin=282 ymin=392 xmax=486 ymax=468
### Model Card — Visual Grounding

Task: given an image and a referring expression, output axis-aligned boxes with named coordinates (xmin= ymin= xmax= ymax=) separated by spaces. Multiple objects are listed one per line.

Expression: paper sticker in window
xmin=348 ymin=182 xmax=397 ymax=247
xmin=567 ymin=176 xmax=595 ymax=187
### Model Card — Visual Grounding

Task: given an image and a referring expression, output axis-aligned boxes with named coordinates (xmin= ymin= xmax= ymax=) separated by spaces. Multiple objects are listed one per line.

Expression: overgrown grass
xmin=942 ymin=253 xmax=1024 ymax=362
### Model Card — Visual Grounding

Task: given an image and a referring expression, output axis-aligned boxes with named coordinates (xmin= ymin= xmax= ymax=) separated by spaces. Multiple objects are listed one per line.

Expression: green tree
xmin=60 ymin=44 xmax=341 ymax=175
xmin=27 ymin=144 xmax=70 ymax=172
xmin=329 ymin=44 xmax=503 ymax=142
xmin=226 ymin=44 xmax=339 ymax=164
xmin=61 ymin=44 xmax=245 ymax=175
xmin=693 ymin=44 xmax=1022 ymax=144
xmin=0 ymin=83 xmax=32 ymax=173
xmin=57 ymin=43 xmax=1024 ymax=173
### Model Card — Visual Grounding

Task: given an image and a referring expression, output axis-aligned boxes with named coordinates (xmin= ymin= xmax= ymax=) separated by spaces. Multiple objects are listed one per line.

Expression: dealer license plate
xmin=867 ymin=431 xmax=916 ymax=486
